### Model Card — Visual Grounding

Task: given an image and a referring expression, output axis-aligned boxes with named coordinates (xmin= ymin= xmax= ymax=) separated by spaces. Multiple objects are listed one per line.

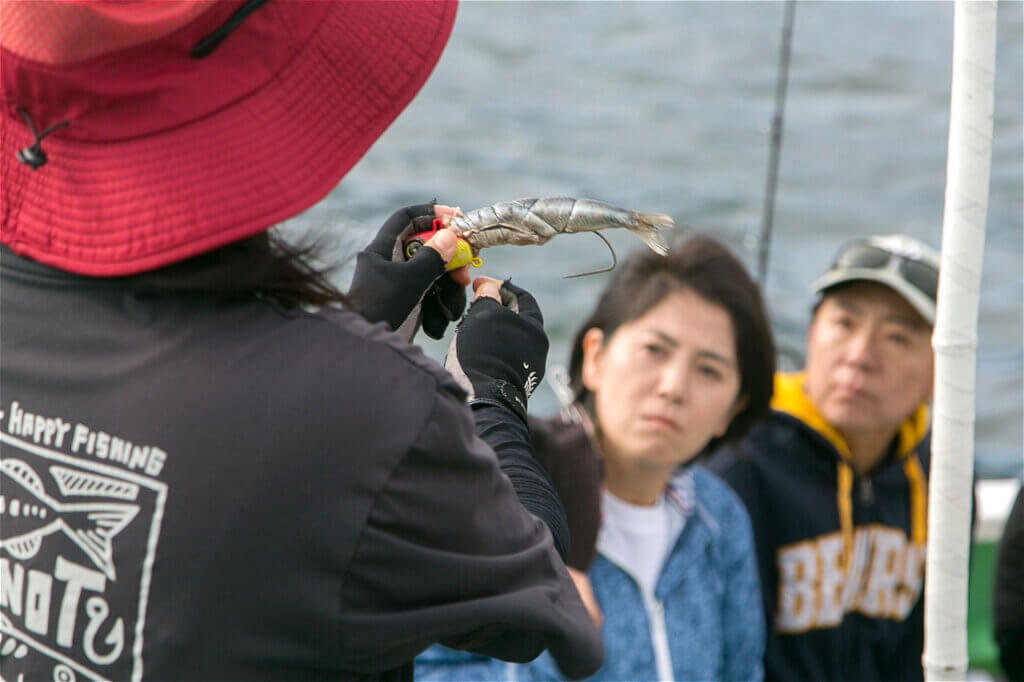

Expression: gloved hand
xmin=445 ymin=278 xmax=548 ymax=423
xmin=347 ymin=203 xmax=467 ymax=341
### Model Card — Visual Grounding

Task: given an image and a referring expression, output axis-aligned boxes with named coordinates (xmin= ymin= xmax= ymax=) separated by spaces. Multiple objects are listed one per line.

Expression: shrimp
xmin=444 ymin=197 xmax=672 ymax=256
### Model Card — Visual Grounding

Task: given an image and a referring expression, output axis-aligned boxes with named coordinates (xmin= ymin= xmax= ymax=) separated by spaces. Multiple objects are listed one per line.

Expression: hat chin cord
xmin=16 ymin=108 xmax=69 ymax=171
xmin=190 ymin=0 xmax=271 ymax=59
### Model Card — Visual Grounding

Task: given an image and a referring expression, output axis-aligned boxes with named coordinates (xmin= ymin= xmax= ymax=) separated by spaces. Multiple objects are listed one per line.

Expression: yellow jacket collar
xmin=771 ymin=372 xmax=929 ymax=461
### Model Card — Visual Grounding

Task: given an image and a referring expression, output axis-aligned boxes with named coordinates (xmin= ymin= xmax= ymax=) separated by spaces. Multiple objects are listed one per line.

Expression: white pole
xmin=923 ymin=1 xmax=997 ymax=680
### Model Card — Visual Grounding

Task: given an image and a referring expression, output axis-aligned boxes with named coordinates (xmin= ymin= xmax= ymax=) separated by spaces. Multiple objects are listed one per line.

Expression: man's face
xmin=805 ymin=282 xmax=933 ymax=438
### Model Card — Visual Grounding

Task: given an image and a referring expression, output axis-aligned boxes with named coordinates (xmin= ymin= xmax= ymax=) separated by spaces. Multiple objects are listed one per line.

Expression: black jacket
xmin=994 ymin=486 xmax=1024 ymax=682
xmin=0 ymin=248 xmax=602 ymax=681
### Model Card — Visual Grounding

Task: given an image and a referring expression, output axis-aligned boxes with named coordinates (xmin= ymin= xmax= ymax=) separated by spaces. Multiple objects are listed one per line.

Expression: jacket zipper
xmin=644 ymin=591 xmax=674 ymax=682
xmin=597 ymin=484 xmax=692 ymax=682
xmin=598 ymin=554 xmax=675 ymax=681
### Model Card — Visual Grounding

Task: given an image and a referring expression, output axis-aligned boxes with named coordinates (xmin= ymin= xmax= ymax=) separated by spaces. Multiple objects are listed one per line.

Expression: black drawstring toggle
xmin=16 ymin=108 xmax=69 ymax=170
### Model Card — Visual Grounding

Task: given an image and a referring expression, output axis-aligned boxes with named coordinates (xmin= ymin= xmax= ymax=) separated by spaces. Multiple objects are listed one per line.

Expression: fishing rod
xmin=757 ymin=0 xmax=796 ymax=286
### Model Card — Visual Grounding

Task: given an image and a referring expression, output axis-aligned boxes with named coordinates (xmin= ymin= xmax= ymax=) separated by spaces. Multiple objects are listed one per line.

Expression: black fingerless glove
xmin=348 ymin=204 xmax=466 ymax=341
xmin=445 ymin=281 xmax=548 ymax=423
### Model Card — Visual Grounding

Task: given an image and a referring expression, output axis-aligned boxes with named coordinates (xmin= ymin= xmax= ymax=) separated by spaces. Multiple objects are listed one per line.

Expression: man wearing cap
xmin=707 ymin=235 xmax=940 ymax=682
xmin=0 ymin=2 xmax=603 ymax=681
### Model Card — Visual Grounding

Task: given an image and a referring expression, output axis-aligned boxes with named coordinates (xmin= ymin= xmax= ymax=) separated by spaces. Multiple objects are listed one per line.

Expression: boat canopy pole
xmin=923 ymin=2 xmax=997 ymax=680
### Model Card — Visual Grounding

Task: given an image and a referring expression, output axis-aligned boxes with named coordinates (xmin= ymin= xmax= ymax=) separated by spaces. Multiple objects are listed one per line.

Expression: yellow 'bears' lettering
xmin=857 ymin=528 xmax=905 ymax=618
xmin=774 ymin=526 xmax=925 ymax=633
xmin=775 ymin=542 xmax=817 ymax=632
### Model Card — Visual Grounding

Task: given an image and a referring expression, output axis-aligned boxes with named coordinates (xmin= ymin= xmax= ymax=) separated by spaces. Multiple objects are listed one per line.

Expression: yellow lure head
xmin=445 ymin=238 xmax=482 ymax=271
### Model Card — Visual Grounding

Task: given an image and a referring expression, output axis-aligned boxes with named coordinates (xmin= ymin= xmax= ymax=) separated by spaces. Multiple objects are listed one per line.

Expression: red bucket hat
xmin=0 ymin=0 xmax=457 ymax=275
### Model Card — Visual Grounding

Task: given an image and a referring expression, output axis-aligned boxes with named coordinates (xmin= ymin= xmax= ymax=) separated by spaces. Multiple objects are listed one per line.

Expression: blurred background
xmin=284 ymin=0 xmax=1021 ymax=481
xmin=279 ymin=3 xmax=1021 ymax=676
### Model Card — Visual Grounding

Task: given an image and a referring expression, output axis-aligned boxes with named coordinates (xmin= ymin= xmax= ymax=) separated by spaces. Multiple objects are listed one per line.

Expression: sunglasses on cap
xmin=832 ymin=242 xmax=939 ymax=303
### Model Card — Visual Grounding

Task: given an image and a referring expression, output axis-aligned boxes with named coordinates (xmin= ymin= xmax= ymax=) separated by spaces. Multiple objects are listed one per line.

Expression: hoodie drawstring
xmin=903 ymin=454 xmax=928 ymax=547
xmin=836 ymin=462 xmax=854 ymax=570
xmin=838 ymin=454 xmax=926 ymax=570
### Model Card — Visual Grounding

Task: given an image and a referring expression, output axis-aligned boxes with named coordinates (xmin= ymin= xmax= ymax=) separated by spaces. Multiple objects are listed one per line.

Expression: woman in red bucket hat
xmin=0 ymin=2 xmax=603 ymax=681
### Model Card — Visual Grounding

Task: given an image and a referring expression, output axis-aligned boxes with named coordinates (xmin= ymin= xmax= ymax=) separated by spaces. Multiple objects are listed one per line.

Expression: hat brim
xmin=810 ymin=267 xmax=936 ymax=325
xmin=1 ymin=1 xmax=457 ymax=276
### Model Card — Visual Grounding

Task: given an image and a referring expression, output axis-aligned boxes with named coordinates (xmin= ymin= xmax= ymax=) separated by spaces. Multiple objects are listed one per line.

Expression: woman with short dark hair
xmin=418 ymin=235 xmax=774 ymax=681
xmin=525 ymin=235 xmax=774 ymax=681
xmin=567 ymin=234 xmax=776 ymax=450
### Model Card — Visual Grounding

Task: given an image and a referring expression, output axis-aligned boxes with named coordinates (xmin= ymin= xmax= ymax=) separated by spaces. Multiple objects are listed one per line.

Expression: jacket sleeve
xmin=720 ymin=496 xmax=766 ymax=682
xmin=337 ymin=377 xmax=603 ymax=679
xmin=472 ymin=403 xmax=571 ymax=562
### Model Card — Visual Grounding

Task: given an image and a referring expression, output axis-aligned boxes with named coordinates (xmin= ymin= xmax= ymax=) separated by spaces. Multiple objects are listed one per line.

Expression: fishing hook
xmin=564 ymin=231 xmax=618 ymax=279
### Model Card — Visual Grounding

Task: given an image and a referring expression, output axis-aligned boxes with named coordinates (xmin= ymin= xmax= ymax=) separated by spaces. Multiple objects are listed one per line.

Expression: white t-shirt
xmin=597 ymin=488 xmax=686 ymax=595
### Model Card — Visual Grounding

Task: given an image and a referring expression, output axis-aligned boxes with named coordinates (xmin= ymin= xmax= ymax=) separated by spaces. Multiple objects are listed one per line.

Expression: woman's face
xmin=581 ymin=288 xmax=745 ymax=469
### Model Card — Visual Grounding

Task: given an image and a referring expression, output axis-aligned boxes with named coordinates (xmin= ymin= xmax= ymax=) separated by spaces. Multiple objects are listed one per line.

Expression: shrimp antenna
xmin=564 ymin=232 xmax=617 ymax=279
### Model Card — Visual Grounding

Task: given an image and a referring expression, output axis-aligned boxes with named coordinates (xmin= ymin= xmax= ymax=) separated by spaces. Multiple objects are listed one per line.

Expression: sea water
xmin=281 ymin=1 xmax=1022 ymax=478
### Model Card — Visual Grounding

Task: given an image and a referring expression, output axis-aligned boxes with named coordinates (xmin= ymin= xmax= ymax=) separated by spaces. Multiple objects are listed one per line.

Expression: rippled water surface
xmin=282 ymin=1 xmax=1023 ymax=477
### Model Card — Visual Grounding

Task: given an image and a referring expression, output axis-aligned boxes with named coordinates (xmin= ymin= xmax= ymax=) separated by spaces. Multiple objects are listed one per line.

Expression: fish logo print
xmin=0 ymin=459 xmax=139 ymax=581
xmin=1 ymin=429 xmax=167 ymax=682
xmin=522 ymin=362 xmax=539 ymax=399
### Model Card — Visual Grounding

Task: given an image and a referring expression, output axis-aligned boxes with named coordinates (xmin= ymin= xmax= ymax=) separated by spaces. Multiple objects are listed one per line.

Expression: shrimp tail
xmin=629 ymin=212 xmax=673 ymax=255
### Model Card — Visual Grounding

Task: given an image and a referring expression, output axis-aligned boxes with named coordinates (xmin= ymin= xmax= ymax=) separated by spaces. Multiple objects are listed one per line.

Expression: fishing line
xmin=757 ymin=0 xmax=796 ymax=285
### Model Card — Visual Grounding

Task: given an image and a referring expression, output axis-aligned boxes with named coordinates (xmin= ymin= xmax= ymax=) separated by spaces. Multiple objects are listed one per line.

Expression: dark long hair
xmin=568 ymin=234 xmax=776 ymax=449
xmin=121 ymin=230 xmax=348 ymax=308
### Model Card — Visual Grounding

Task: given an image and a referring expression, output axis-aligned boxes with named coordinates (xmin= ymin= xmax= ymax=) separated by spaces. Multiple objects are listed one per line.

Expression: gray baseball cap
xmin=810 ymin=234 xmax=940 ymax=325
